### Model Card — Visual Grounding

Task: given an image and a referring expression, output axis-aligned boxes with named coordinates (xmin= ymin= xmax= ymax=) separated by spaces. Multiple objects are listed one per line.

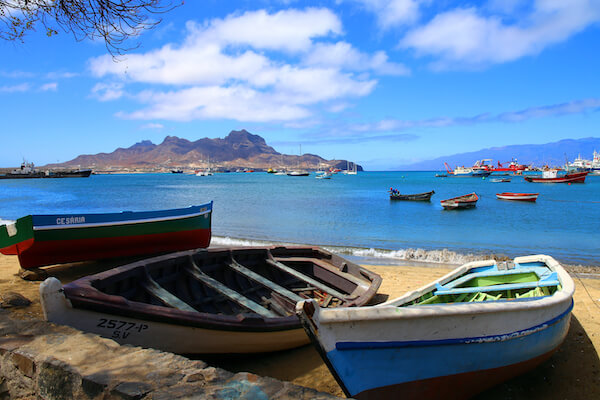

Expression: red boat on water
xmin=440 ymin=192 xmax=478 ymax=210
xmin=524 ymin=170 xmax=588 ymax=183
xmin=496 ymin=192 xmax=539 ymax=202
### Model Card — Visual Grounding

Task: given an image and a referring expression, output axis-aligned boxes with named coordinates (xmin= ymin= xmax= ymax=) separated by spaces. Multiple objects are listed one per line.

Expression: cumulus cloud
xmin=349 ymin=0 xmax=424 ymax=29
xmin=89 ymin=8 xmax=395 ymax=123
xmin=400 ymin=1 xmax=600 ymax=67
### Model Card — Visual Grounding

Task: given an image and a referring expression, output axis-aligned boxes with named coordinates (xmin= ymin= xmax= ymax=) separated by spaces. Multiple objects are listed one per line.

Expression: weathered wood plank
xmin=141 ymin=277 xmax=197 ymax=312
xmin=225 ymin=258 xmax=303 ymax=303
xmin=265 ymin=258 xmax=348 ymax=300
xmin=188 ymin=257 xmax=278 ymax=318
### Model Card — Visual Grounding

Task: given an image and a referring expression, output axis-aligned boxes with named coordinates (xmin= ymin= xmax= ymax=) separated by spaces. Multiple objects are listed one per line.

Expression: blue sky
xmin=1 ymin=0 xmax=600 ymax=170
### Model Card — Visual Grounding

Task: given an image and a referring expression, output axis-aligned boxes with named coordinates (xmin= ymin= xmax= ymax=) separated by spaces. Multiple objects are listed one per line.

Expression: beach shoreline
xmin=0 ymin=255 xmax=598 ymax=399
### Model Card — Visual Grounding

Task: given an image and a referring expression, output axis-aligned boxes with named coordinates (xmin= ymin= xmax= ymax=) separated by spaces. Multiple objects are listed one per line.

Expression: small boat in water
xmin=40 ymin=246 xmax=382 ymax=354
xmin=297 ymin=255 xmax=574 ymax=400
xmin=440 ymin=192 xmax=478 ymax=209
xmin=389 ymin=189 xmax=434 ymax=201
xmin=0 ymin=203 xmax=212 ymax=269
xmin=496 ymin=192 xmax=539 ymax=202
xmin=524 ymin=170 xmax=588 ymax=183
xmin=490 ymin=178 xmax=511 ymax=182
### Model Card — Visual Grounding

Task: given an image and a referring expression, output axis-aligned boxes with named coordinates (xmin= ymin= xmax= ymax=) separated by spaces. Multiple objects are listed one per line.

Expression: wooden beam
xmin=225 ymin=258 xmax=303 ymax=303
xmin=141 ymin=277 xmax=197 ymax=312
xmin=187 ymin=257 xmax=277 ymax=318
xmin=265 ymin=258 xmax=348 ymax=300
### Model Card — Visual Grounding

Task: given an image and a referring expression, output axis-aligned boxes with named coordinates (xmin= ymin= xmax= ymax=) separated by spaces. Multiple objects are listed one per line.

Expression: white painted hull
xmin=40 ymin=278 xmax=308 ymax=354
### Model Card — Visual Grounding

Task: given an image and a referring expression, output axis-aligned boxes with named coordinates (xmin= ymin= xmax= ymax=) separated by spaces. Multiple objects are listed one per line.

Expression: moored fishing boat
xmin=389 ymin=189 xmax=435 ymax=201
xmin=524 ymin=170 xmax=588 ymax=183
xmin=0 ymin=203 xmax=212 ymax=269
xmin=440 ymin=192 xmax=478 ymax=209
xmin=40 ymin=246 xmax=382 ymax=354
xmin=496 ymin=192 xmax=539 ymax=202
xmin=490 ymin=178 xmax=511 ymax=182
xmin=297 ymin=254 xmax=574 ymax=400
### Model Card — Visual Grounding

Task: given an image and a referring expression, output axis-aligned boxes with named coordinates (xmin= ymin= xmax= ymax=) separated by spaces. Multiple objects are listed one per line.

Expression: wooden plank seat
xmin=433 ymin=275 xmax=560 ymax=297
xmin=187 ymin=257 xmax=278 ymax=318
xmin=274 ymin=256 xmax=369 ymax=289
xmin=141 ymin=275 xmax=198 ymax=312
xmin=225 ymin=258 xmax=303 ymax=303
xmin=265 ymin=258 xmax=349 ymax=300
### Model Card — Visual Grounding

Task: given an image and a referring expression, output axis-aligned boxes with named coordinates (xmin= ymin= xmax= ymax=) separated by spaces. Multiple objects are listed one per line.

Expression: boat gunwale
xmin=60 ymin=246 xmax=382 ymax=333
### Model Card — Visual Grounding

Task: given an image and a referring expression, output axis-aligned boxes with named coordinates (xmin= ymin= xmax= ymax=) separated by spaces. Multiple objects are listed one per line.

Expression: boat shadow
xmin=474 ymin=315 xmax=600 ymax=400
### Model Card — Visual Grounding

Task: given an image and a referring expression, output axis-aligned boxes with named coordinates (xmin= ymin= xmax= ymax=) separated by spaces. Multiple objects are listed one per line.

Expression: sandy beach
xmin=1 ymin=255 xmax=599 ymax=399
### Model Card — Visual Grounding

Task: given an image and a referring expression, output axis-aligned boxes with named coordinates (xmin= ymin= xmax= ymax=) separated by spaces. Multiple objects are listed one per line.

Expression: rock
xmin=0 ymin=292 xmax=31 ymax=308
xmin=18 ymin=268 xmax=48 ymax=281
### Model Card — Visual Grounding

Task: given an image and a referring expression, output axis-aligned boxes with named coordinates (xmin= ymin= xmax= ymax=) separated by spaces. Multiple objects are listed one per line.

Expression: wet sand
xmin=1 ymin=256 xmax=599 ymax=399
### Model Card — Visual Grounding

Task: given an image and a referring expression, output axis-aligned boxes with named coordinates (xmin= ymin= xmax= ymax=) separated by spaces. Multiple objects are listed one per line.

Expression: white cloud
xmin=304 ymin=42 xmax=410 ymax=75
xmin=91 ymin=82 xmax=125 ymax=101
xmin=89 ymin=8 xmax=384 ymax=123
xmin=349 ymin=0 xmax=424 ymax=28
xmin=40 ymin=82 xmax=58 ymax=91
xmin=0 ymin=83 xmax=31 ymax=93
xmin=140 ymin=123 xmax=164 ymax=130
xmin=401 ymin=1 xmax=600 ymax=67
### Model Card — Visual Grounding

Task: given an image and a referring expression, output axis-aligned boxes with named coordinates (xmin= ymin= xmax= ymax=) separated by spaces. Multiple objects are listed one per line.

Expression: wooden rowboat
xmin=389 ymin=190 xmax=435 ymax=201
xmin=297 ymin=255 xmax=574 ymax=400
xmin=40 ymin=246 xmax=382 ymax=354
xmin=440 ymin=192 xmax=478 ymax=209
xmin=0 ymin=203 xmax=212 ymax=269
xmin=496 ymin=192 xmax=539 ymax=202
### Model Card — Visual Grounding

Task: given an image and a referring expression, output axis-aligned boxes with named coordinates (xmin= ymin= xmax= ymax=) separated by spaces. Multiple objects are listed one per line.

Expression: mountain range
xmin=399 ymin=137 xmax=600 ymax=171
xmin=49 ymin=130 xmax=362 ymax=172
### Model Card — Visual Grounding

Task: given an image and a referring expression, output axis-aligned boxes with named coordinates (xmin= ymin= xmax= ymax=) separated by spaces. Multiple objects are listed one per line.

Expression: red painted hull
xmin=16 ymin=229 xmax=211 ymax=269
xmin=355 ymin=347 xmax=558 ymax=400
xmin=496 ymin=192 xmax=538 ymax=202
xmin=524 ymin=172 xmax=588 ymax=183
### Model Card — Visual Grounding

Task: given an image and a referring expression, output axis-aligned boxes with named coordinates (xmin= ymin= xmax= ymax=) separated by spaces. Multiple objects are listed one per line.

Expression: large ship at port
xmin=471 ymin=159 xmax=527 ymax=174
xmin=0 ymin=161 xmax=92 ymax=179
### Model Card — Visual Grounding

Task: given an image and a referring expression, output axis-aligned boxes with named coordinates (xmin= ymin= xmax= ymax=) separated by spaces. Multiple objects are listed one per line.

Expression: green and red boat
xmin=0 ymin=202 xmax=212 ymax=269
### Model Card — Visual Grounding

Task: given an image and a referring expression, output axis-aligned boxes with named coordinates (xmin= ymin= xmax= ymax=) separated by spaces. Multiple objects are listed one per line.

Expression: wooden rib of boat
xmin=389 ymin=190 xmax=435 ymax=201
xmin=297 ymin=255 xmax=574 ymax=400
xmin=40 ymin=246 xmax=382 ymax=354
xmin=0 ymin=203 xmax=212 ymax=269
xmin=440 ymin=192 xmax=478 ymax=209
xmin=524 ymin=171 xmax=588 ymax=183
xmin=496 ymin=192 xmax=539 ymax=202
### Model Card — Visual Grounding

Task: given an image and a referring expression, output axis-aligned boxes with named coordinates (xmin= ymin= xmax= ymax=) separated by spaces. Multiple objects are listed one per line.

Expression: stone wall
xmin=0 ymin=314 xmax=342 ymax=400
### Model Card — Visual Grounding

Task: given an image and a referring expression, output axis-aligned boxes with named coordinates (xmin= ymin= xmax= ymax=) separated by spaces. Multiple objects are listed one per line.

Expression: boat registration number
xmin=96 ymin=318 xmax=149 ymax=339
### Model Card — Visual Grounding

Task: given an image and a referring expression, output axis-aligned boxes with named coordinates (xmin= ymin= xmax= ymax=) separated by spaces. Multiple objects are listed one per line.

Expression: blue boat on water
xmin=297 ymin=255 xmax=574 ymax=400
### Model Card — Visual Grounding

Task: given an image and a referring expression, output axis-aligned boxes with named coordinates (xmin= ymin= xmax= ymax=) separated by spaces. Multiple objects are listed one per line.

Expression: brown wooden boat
xmin=440 ymin=192 xmax=479 ymax=209
xmin=40 ymin=246 xmax=382 ymax=354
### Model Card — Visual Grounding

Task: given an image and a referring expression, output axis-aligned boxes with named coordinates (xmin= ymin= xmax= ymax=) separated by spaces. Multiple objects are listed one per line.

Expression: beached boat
xmin=524 ymin=170 xmax=588 ymax=183
xmin=496 ymin=192 xmax=539 ymax=202
xmin=40 ymin=246 xmax=382 ymax=354
xmin=0 ymin=203 xmax=212 ymax=269
xmin=297 ymin=254 xmax=574 ymax=400
xmin=440 ymin=192 xmax=478 ymax=209
xmin=389 ymin=189 xmax=434 ymax=201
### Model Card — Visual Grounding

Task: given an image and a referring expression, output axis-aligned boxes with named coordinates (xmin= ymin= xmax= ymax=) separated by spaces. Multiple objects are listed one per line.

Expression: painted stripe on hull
xmin=18 ymin=228 xmax=211 ymax=268
xmin=326 ymin=310 xmax=571 ymax=399
xmin=354 ymin=347 xmax=558 ymax=400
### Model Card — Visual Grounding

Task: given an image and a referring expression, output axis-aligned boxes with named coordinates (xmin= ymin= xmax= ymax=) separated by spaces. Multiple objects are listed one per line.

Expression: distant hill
xmin=399 ymin=137 xmax=600 ymax=171
xmin=47 ymin=129 xmax=363 ymax=172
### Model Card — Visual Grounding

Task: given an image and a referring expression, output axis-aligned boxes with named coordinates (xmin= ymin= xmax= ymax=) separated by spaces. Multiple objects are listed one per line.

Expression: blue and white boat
xmin=296 ymin=255 xmax=574 ymax=400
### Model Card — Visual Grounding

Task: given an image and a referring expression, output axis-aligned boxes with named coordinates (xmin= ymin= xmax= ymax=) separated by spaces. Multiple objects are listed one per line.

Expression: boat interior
xmin=401 ymin=261 xmax=561 ymax=306
xmin=86 ymin=247 xmax=377 ymax=318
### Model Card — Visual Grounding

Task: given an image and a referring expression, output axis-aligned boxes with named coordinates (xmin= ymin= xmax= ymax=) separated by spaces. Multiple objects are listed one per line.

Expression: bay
xmin=0 ymin=171 xmax=598 ymax=266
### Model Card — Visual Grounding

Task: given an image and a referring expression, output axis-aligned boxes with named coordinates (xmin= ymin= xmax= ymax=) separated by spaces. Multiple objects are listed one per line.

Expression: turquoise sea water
xmin=0 ymin=172 xmax=598 ymax=266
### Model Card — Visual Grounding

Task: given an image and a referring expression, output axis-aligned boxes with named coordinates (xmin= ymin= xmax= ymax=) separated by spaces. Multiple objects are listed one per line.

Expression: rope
xmin=573 ymin=273 xmax=600 ymax=312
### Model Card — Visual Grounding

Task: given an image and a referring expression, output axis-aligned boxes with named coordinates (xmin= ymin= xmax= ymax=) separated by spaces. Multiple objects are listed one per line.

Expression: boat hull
xmin=524 ymin=171 xmax=588 ymax=183
xmin=297 ymin=255 xmax=575 ymax=400
xmin=0 ymin=203 xmax=212 ymax=269
xmin=390 ymin=191 xmax=434 ymax=201
xmin=496 ymin=193 xmax=538 ymax=201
